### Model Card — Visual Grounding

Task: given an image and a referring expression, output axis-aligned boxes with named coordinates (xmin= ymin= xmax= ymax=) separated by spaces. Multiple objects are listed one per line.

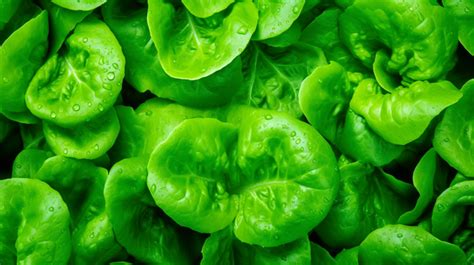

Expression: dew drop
xmin=295 ymin=138 xmax=301 ymax=144
xmin=87 ymin=102 xmax=92 ymax=107
xmin=145 ymin=111 xmax=152 ymax=116
xmin=443 ymin=138 xmax=450 ymax=143
xmin=237 ymin=26 xmax=249 ymax=35
xmin=107 ymin=72 xmax=115 ymax=81
xmin=112 ymin=63 xmax=119 ymax=69
xmin=99 ymin=57 xmax=105 ymax=65
xmin=72 ymin=104 xmax=80 ymax=111
xmin=63 ymin=149 xmax=68 ymax=155
xmin=94 ymin=144 xmax=99 ymax=150
xmin=2 ymin=77 xmax=8 ymax=83
xmin=37 ymin=104 xmax=43 ymax=110
xmin=290 ymin=131 xmax=296 ymax=137
xmin=397 ymin=233 xmax=403 ymax=238
xmin=82 ymin=37 xmax=88 ymax=43
xmin=273 ymin=235 xmax=279 ymax=240
xmin=292 ymin=6 xmax=299 ymax=14
xmin=48 ymin=207 xmax=54 ymax=212
xmin=98 ymin=104 xmax=104 ymax=112
xmin=264 ymin=114 xmax=273 ymax=120
xmin=89 ymin=232 xmax=95 ymax=238
xmin=150 ymin=184 xmax=156 ymax=192
xmin=437 ymin=204 xmax=445 ymax=211
xmin=465 ymin=7 xmax=470 ymax=13
xmin=50 ymin=112 xmax=57 ymax=119
xmin=103 ymin=83 xmax=111 ymax=90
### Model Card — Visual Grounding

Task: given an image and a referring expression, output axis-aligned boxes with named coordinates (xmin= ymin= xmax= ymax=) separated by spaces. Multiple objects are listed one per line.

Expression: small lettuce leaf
xmin=433 ymin=79 xmax=474 ymax=177
xmin=106 ymin=158 xmax=192 ymax=264
xmin=443 ymin=0 xmax=474 ymax=55
xmin=335 ymin=110 xmax=404 ymax=167
xmin=43 ymin=108 xmax=120 ymax=159
xmin=0 ymin=11 xmax=48 ymax=123
xmin=350 ymin=79 xmax=462 ymax=145
xmin=432 ymin=180 xmax=474 ymax=240
xmin=300 ymin=8 xmax=366 ymax=75
xmin=373 ymin=50 xmax=400 ymax=93
xmin=26 ymin=16 xmax=125 ymax=127
xmin=359 ymin=225 xmax=467 ymax=265
xmin=235 ymin=42 xmax=326 ymax=118
xmin=147 ymin=0 xmax=258 ymax=80
xmin=0 ymin=178 xmax=71 ymax=264
xmin=398 ymin=148 xmax=448 ymax=225
xmin=26 ymin=156 xmax=123 ymax=264
xmin=299 ymin=61 xmax=352 ymax=143
xmin=38 ymin=0 xmax=91 ymax=54
xmin=340 ymin=0 xmax=458 ymax=82
xmin=316 ymin=160 xmax=414 ymax=248
xmin=12 ymin=149 xmax=53 ymax=179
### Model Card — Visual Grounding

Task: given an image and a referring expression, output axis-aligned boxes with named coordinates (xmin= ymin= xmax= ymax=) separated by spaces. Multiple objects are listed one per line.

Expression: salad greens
xmin=0 ymin=0 xmax=473 ymax=264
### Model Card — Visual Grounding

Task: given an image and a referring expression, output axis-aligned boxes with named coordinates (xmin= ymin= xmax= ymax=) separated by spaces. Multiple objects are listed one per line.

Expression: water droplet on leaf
xmin=237 ymin=26 xmax=249 ymax=35
xmin=107 ymin=72 xmax=115 ymax=81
